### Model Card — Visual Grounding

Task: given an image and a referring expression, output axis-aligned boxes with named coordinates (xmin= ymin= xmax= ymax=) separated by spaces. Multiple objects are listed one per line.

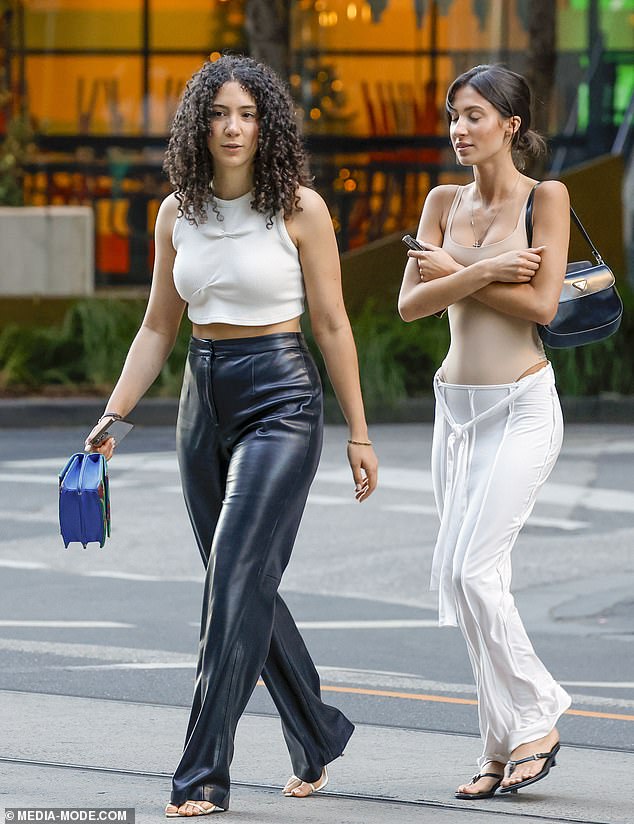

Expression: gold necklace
xmin=470 ymin=174 xmax=521 ymax=248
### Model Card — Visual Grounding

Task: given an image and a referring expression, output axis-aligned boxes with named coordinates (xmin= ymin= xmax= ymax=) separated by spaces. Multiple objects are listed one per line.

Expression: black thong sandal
xmin=455 ymin=771 xmax=503 ymax=800
xmin=499 ymin=741 xmax=560 ymax=794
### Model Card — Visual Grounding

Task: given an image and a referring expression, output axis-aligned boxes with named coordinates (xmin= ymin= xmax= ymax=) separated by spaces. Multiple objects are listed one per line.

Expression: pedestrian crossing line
xmin=3 ymin=454 xmax=634 ymax=515
xmin=0 ymin=559 xmax=49 ymax=570
xmin=0 ymin=472 xmax=138 ymax=488
xmin=384 ymin=505 xmax=589 ymax=531
xmin=562 ymin=681 xmax=634 ymax=689
xmin=298 ymin=619 xmax=439 ymax=629
xmin=0 ymin=620 xmax=134 ymax=628
xmin=188 ymin=619 xmax=439 ymax=630
xmin=0 ymin=510 xmax=58 ymax=524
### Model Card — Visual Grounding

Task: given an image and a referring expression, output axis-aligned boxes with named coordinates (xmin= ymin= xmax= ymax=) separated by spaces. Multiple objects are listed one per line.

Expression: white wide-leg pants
xmin=430 ymin=364 xmax=571 ymax=768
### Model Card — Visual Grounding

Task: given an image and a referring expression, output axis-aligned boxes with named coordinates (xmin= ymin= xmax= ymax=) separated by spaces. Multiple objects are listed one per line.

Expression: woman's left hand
xmin=347 ymin=443 xmax=378 ymax=502
xmin=408 ymin=244 xmax=459 ymax=281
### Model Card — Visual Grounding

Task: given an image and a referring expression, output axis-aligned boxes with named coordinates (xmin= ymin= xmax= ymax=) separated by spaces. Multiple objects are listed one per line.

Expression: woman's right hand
xmin=489 ymin=246 xmax=545 ymax=283
xmin=84 ymin=417 xmax=118 ymax=461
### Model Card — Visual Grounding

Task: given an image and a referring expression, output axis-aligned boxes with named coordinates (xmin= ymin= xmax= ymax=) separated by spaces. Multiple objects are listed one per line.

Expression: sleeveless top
xmin=172 ymin=191 xmax=305 ymax=326
xmin=440 ymin=185 xmax=546 ymax=385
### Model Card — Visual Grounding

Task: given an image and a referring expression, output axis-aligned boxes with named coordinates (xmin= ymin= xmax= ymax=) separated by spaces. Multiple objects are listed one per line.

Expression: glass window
xmin=151 ymin=0 xmax=245 ymax=51
xmin=291 ymin=0 xmax=535 ymax=136
xmin=26 ymin=56 xmax=142 ymax=134
xmin=24 ymin=0 xmax=142 ymax=51
xmin=149 ymin=56 xmax=208 ymax=135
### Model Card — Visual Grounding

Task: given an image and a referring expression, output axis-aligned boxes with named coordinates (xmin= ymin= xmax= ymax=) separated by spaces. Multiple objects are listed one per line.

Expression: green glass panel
xmin=577 ymin=81 xmax=590 ymax=130
xmin=614 ymin=64 xmax=634 ymax=124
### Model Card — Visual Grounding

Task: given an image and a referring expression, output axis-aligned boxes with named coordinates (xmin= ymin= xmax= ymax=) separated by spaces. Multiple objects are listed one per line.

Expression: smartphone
xmin=402 ymin=234 xmax=447 ymax=319
xmin=88 ymin=417 xmax=134 ymax=448
xmin=402 ymin=234 xmax=425 ymax=251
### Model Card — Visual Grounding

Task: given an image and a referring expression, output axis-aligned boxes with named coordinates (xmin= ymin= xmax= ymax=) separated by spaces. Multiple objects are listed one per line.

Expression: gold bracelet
xmin=347 ymin=439 xmax=373 ymax=446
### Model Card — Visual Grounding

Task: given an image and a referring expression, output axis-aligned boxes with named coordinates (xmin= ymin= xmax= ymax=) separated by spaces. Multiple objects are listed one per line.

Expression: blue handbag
xmin=526 ymin=184 xmax=623 ymax=348
xmin=59 ymin=452 xmax=111 ymax=548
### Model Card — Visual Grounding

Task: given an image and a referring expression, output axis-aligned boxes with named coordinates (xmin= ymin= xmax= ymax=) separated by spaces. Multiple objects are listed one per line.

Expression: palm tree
xmin=244 ymin=0 xmax=290 ymax=80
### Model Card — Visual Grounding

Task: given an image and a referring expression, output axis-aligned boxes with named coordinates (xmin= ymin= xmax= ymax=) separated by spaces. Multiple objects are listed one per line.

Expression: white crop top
xmin=172 ymin=190 xmax=305 ymax=325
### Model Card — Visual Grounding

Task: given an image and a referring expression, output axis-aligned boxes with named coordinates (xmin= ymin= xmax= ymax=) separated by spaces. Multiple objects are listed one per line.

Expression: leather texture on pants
xmin=170 ymin=333 xmax=354 ymax=808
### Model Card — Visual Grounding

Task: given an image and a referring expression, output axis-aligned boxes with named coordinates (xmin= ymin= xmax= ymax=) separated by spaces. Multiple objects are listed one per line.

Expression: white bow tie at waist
xmin=430 ymin=367 xmax=551 ymax=626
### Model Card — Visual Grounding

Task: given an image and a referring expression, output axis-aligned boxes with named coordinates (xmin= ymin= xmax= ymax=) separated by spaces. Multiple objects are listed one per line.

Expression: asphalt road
xmin=1 ymin=422 xmax=633 ymax=820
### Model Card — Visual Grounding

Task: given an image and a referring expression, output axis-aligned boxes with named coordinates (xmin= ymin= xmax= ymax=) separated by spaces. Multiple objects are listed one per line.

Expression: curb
xmin=0 ymin=394 xmax=632 ymax=428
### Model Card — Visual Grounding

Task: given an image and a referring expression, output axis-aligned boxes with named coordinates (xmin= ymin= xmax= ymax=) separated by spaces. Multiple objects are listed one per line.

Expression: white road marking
xmin=319 ymin=467 xmax=432 ymax=491
xmin=0 ymin=562 xmax=201 ymax=583
xmin=307 ymin=494 xmax=353 ymax=506
xmin=384 ymin=504 xmax=589 ymax=531
xmin=186 ymin=619 xmax=438 ymax=630
xmin=0 ymin=510 xmax=59 ymax=524
xmin=563 ymin=441 xmax=634 ymax=457
xmin=0 ymin=559 xmax=49 ymax=570
xmin=0 ymin=453 xmax=178 ymax=472
xmin=37 ymin=653 xmax=634 ymax=710
xmin=0 ymin=637 xmax=193 ymax=663
xmin=0 ymin=472 xmax=138 ymax=488
xmin=63 ymin=662 xmax=195 ymax=670
xmin=0 ymin=620 xmax=134 ymax=628
xmin=318 ymin=467 xmax=634 ymax=515
xmin=3 ymin=455 xmax=634 ymax=515
xmin=0 ymin=472 xmax=61 ymax=485
xmin=384 ymin=504 xmax=438 ymax=516
xmin=522 ymin=516 xmax=590 ymax=531
xmin=297 ymin=619 xmax=439 ymax=629
xmin=561 ymin=681 xmax=634 ymax=690
xmin=84 ymin=570 xmax=201 ymax=583
xmin=316 ymin=666 xmax=634 ymax=710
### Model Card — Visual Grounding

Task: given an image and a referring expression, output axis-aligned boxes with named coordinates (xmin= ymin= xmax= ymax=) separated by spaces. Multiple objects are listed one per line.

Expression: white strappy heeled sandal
xmin=164 ymin=801 xmax=223 ymax=817
xmin=282 ymin=766 xmax=329 ymax=797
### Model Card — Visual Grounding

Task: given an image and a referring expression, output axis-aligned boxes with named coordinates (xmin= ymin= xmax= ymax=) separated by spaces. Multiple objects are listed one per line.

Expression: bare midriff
xmin=192 ymin=316 xmax=302 ymax=340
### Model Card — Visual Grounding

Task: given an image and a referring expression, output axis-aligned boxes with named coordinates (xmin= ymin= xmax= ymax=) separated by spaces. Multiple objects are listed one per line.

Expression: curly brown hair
xmin=164 ymin=55 xmax=310 ymax=226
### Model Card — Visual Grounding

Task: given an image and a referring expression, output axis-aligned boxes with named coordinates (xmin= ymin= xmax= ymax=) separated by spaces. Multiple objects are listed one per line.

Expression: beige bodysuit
xmin=440 ymin=185 xmax=546 ymax=385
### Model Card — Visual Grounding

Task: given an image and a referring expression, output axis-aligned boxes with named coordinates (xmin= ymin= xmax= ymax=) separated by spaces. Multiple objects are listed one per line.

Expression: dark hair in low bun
xmin=446 ymin=64 xmax=547 ymax=169
xmin=516 ymin=129 xmax=547 ymax=163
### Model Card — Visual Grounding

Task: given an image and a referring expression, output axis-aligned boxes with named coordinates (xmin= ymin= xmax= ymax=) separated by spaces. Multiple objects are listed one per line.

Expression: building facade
xmin=3 ymin=0 xmax=633 ymax=284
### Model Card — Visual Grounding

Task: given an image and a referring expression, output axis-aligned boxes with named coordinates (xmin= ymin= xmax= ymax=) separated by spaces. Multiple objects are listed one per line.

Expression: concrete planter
xmin=0 ymin=206 xmax=94 ymax=296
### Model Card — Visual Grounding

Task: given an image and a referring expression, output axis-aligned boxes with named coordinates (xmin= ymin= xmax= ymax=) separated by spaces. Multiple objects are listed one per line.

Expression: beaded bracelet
xmin=347 ymin=439 xmax=373 ymax=446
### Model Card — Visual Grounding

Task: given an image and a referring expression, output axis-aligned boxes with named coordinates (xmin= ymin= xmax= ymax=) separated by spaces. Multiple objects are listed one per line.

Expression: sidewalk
xmin=1 ymin=690 xmax=629 ymax=824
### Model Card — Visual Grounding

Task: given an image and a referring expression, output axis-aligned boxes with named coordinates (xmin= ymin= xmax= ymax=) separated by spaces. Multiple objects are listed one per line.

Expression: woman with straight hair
xmin=399 ymin=64 xmax=571 ymax=799
xmin=85 ymin=54 xmax=377 ymax=817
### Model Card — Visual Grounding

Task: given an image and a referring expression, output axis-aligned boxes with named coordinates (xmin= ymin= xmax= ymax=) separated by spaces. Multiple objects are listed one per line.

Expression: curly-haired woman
xmin=85 ymin=55 xmax=378 ymax=817
xmin=399 ymin=65 xmax=571 ymax=800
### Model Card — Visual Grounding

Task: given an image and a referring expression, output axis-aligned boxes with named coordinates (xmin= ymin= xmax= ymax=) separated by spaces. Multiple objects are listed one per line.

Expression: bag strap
xmin=78 ymin=452 xmax=103 ymax=491
xmin=78 ymin=453 xmax=91 ymax=492
xmin=525 ymin=182 xmax=604 ymax=265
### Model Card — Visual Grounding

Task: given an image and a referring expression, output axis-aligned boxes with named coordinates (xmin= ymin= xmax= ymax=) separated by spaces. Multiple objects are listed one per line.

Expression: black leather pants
xmin=170 ymin=333 xmax=355 ymax=809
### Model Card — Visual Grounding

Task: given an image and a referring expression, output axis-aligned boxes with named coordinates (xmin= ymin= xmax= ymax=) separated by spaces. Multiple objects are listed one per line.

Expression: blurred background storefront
xmin=2 ymin=0 xmax=633 ymax=286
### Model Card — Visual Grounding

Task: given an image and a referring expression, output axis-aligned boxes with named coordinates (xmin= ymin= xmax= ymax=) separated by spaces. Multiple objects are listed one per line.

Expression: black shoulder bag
xmin=526 ymin=184 xmax=623 ymax=348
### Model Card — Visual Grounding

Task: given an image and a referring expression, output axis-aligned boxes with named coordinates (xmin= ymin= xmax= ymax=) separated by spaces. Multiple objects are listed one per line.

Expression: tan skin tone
xmin=399 ymin=85 xmax=569 ymax=796
xmin=84 ymin=81 xmax=377 ymax=815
